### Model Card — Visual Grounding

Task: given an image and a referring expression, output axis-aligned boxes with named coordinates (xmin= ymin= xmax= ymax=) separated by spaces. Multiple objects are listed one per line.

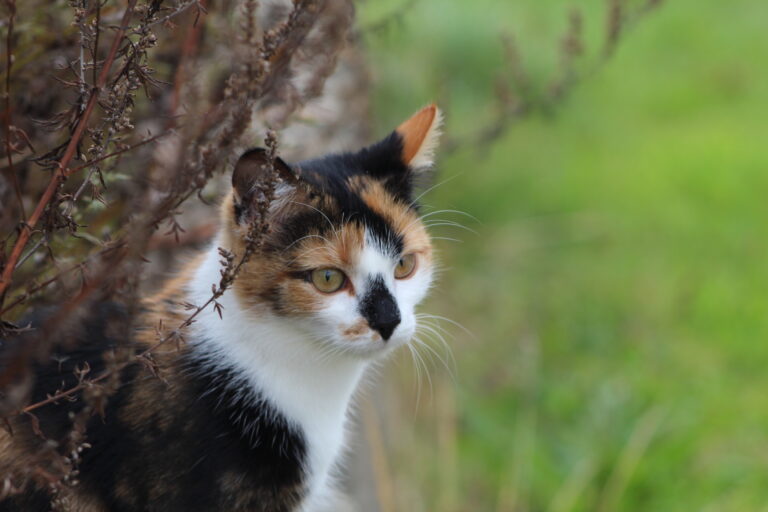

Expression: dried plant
xmin=443 ymin=0 xmax=665 ymax=154
xmin=0 ymin=0 xmax=357 ymax=499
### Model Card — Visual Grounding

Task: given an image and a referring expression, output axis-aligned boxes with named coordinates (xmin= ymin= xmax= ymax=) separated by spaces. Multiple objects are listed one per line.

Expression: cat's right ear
xmin=394 ymin=104 xmax=443 ymax=171
xmin=232 ymin=148 xmax=295 ymax=224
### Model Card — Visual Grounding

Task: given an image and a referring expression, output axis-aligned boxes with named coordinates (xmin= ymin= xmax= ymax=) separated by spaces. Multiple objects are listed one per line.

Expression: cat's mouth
xmin=333 ymin=319 xmax=416 ymax=357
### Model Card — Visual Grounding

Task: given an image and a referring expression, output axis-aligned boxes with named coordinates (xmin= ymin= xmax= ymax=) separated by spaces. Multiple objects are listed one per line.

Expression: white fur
xmin=407 ymin=107 xmax=443 ymax=170
xmin=187 ymin=228 xmax=432 ymax=511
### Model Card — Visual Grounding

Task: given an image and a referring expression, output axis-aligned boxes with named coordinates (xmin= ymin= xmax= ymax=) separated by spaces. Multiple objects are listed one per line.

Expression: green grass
xmin=360 ymin=1 xmax=768 ymax=510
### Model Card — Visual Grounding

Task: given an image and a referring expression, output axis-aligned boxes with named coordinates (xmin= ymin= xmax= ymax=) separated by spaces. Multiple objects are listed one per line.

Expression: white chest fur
xmin=187 ymin=244 xmax=367 ymax=510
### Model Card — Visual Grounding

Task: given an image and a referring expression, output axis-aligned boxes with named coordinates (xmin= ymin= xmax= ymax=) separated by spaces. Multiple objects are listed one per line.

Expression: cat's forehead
xmin=271 ymin=173 xmax=428 ymax=267
xmin=297 ymin=133 xmax=414 ymax=202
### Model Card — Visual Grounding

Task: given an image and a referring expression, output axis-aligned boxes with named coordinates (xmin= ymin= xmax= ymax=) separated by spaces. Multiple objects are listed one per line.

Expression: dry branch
xmin=443 ymin=0 xmax=664 ymax=154
xmin=0 ymin=0 xmax=359 ymax=497
xmin=0 ymin=0 xmax=356 ymax=444
xmin=0 ymin=0 xmax=138 ymax=301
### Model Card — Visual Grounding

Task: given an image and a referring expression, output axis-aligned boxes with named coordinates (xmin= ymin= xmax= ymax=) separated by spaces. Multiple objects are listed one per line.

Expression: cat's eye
xmin=394 ymin=254 xmax=417 ymax=279
xmin=310 ymin=268 xmax=346 ymax=293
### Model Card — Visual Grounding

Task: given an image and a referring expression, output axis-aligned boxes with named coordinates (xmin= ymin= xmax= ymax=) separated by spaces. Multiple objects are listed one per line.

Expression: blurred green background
xmin=358 ymin=1 xmax=768 ymax=511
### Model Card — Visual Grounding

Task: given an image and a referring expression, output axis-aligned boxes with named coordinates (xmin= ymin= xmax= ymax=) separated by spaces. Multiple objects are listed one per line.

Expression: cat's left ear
xmin=232 ymin=148 xmax=295 ymax=224
xmin=394 ymin=104 xmax=443 ymax=171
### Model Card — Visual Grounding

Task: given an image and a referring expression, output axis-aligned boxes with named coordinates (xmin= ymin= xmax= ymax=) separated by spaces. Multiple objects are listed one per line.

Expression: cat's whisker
xmin=406 ymin=340 xmax=432 ymax=410
xmin=285 ymin=246 xmax=332 ymax=266
xmin=308 ymin=332 xmax=349 ymax=360
xmin=417 ymin=312 xmax=474 ymax=339
xmin=408 ymin=175 xmax=461 ymax=209
xmin=415 ymin=319 xmax=456 ymax=343
xmin=413 ymin=324 xmax=457 ymax=379
xmin=415 ymin=313 xmax=466 ymax=374
xmin=282 ymin=233 xmax=333 ymax=253
xmin=399 ymin=207 xmax=478 ymax=236
xmin=419 ymin=208 xmax=479 ymax=222
xmin=314 ymin=341 xmax=347 ymax=364
xmin=429 ymin=236 xmax=463 ymax=244
xmin=406 ymin=343 xmax=423 ymax=411
xmin=415 ymin=313 xmax=457 ymax=335
xmin=424 ymin=221 xmax=478 ymax=235
xmin=290 ymin=201 xmax=342 ymax=243
xmin=412 ymin=336 xmax=437 ymax=397
xmin=413 ymin=334 xmax=453 ymax=375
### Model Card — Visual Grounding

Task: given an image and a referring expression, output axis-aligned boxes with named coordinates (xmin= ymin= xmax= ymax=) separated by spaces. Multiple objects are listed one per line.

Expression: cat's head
xmin=224 ymin=105 xmax=442 ymax=357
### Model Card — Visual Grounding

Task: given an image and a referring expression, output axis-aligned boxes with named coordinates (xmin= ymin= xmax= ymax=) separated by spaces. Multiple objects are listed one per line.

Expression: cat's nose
xmin=368 ymin=302 xmax=401 ymax=341
xmin=360 ymin=277 xmax=401 ymax=341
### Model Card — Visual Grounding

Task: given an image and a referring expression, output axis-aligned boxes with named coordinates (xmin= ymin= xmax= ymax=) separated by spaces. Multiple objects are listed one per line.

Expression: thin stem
xmin=0 ymin=0 xmax=138 ymax=301
xmin=2 ymin=0 xmax=25 ymax=221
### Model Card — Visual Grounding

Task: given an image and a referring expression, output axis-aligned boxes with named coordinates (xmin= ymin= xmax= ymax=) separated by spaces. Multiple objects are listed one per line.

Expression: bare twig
xmin=0 ymin=0 xmax=358 ymax=494
xmin=168 ymin=0 xmax=207 ymax=125
xmin=2 ymin=0 xmax=25 ymax=221
xmin=0 ymin=260 xmax=85 ymax=316
xmin=444 ymin=0 xmax=664 ymax=155
xmin=140 ymin=0 xmax=205 ymax=31
xmin=360 ymin=0 xmax=419 ymax=35
xmin=0 ymin=0 xmax=138 ymax=301
xmin=64 ymin=131 xmax=170 ymax=178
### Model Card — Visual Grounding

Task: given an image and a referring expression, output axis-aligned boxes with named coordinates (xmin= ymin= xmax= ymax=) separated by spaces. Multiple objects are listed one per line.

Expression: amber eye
xmin=394 ymin=254 xmax=417 ymax=279
xmin=310 ymin=268 xmax=346 ymax=293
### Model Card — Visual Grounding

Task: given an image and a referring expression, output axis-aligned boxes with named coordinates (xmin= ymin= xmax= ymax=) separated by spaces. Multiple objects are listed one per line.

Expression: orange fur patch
xmin=350 ymin=177 xmax=433 ymax=261
xmin=290 ymin=223 xmax=365 ymax=270
xmin=342 ymin=319 xmax=370 ymax=338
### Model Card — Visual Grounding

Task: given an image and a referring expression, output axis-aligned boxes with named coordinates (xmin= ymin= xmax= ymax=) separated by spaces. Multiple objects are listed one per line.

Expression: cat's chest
xmin=187 ymin=290 xmax=368 ymax=508
xmin=228 ymin=345 xmax=361 ymax=485
xmin=180 ymin=356 xmax=355 ymax=512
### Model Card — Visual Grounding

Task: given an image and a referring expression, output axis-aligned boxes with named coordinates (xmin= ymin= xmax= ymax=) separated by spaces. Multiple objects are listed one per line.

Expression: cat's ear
xmin=395 ymin=104 xmax=443 ymax=171
xmin=232 ymin=148 xmax=294 ymax=223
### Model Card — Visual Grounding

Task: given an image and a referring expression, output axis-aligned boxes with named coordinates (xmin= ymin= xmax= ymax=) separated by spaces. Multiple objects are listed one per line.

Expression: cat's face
xmin=226 ymin=105 xmax=442 ymax=358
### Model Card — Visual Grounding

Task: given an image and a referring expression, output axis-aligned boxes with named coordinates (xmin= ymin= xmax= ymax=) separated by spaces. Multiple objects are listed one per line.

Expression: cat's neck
xmin=186 ymin=240 xmax=367 ymax=489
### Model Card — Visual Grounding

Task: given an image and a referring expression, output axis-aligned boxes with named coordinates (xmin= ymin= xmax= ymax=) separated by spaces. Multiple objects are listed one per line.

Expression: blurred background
xmin=2 ymin=0 xmax=767 ymax=510
xmin=356 ymin=1 xmax=768 ymax=511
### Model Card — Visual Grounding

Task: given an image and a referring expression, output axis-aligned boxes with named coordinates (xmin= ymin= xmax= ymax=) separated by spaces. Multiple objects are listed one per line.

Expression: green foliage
xmin=362 ymin=0 xmax=768 ymax=510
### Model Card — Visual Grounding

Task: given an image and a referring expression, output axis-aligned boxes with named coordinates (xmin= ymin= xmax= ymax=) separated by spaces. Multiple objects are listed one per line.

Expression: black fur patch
xmin=0 ymin=490 xmax=51 ymax=511
xmin=299 ymin=132 xmax=412 ymax=201
xmin=0 ymin=306 xmax=308 ymax=512
xmin=78 ymin=352 xmax=307 ymax=512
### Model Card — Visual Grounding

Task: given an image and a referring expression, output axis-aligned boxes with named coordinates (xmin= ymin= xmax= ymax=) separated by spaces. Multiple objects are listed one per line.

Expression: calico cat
xmin=0 ymin=105 xmax=443 ymax=511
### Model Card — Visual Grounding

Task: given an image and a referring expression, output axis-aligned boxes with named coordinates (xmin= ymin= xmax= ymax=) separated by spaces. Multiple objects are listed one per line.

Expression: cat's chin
xmin=334 ymin=321 xmax=417 ymax=359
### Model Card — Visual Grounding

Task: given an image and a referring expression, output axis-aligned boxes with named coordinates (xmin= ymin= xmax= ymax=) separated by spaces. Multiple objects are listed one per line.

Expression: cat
xmin=0 ymin=104 xmax=443 ymax=511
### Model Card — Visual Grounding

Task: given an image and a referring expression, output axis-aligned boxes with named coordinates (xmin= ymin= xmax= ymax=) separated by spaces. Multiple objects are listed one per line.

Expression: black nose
xmin=360 ymin=277 xmax=401 ymax=341
xmin=368 ymin=303 xmax=401 ymax=341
